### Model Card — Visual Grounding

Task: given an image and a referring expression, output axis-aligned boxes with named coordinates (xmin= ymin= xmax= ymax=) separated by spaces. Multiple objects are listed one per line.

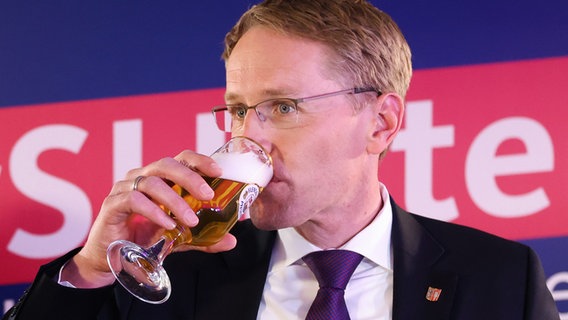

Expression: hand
xmin=61 ymin=150 xmax=237 ymax=288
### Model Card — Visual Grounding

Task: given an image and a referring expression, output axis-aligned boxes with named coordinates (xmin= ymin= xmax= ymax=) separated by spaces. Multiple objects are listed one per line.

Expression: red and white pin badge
xmin=426 ymin=287 xmax=442 ymax=302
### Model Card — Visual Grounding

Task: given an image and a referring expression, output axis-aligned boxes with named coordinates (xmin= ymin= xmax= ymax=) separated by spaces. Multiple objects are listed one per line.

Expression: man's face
xmin=224 ymin=26 xmax=377 ymax=231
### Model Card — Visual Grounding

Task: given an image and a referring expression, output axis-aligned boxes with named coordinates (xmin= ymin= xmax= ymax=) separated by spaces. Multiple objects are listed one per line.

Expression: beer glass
xmin=106 ymin=136 xmax=273 ymax=304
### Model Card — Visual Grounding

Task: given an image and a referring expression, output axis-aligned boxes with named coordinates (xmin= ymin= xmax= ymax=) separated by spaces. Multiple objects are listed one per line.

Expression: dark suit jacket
xmin=4 ymin=198 xmax=560 ymax=319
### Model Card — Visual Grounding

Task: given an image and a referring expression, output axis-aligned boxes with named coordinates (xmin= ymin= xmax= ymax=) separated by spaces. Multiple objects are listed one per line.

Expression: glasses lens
xmin=257 ymin=99 xmax=299 ymax=129
xmin=213 ymin=108 xmax=232 ymax=132
xmin=212 ymin=98 xmax=300 ymax=132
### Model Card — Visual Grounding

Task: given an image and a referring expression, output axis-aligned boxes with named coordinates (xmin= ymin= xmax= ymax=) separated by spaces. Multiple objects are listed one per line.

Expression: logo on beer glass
xmin=238 ymin=184 xmax=260 ymax=219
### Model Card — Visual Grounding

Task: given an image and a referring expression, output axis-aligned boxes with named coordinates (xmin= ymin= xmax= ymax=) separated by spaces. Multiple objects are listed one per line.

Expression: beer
xmin=107 ymin=136 xmax=272 ymax=304
xmin=163 ymin=149 xmax=272 ymax=247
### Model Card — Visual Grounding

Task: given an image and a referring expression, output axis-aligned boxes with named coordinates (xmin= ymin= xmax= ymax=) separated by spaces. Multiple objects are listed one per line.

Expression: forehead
xmin=225 ymin=26 xmax=339 ymax=99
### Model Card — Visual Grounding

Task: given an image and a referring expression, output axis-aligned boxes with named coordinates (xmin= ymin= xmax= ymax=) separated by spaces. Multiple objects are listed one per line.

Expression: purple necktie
xmin=303 ymin=250 xmax=364 ymax=320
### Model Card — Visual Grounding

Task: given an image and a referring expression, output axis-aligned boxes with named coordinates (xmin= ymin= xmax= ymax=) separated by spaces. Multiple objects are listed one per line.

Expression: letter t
xmin=391 ymin=100 xmax=458 ymax=221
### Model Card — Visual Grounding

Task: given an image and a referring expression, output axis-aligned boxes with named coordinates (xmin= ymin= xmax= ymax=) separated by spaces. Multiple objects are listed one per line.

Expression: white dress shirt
xmin=257 ymin=183 xmax=393 ymax=320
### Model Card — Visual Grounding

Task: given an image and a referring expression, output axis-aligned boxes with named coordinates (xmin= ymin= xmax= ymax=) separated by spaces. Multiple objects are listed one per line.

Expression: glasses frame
xmin=211 ymin=87 xmax=381 ymax=132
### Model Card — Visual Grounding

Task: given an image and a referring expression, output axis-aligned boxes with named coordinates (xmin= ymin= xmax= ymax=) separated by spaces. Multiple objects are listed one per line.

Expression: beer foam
xmin=211 ymin=152 xmax=273 ymax=187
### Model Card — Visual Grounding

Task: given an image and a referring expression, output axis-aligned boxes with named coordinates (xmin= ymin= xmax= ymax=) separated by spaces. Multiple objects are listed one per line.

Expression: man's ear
xmin=367 ymin=93 xmax=405 ymax=155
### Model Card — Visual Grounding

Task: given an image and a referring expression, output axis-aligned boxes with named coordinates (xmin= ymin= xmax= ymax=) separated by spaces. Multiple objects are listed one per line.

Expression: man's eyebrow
xmin=223 ymin=92 xmax=240 ymax=103
xmin=224 ymin=88 xmax=299 ymax=103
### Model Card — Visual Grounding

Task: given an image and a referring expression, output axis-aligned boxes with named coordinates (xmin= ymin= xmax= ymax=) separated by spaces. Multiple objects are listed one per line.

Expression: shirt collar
xmin=271 ymin=183 xmax=393 ymax=273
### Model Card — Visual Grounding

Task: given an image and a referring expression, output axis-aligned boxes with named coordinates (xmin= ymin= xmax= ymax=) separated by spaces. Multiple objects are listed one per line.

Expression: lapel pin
xmin=426 ymin=286 xmax=442 ymax=302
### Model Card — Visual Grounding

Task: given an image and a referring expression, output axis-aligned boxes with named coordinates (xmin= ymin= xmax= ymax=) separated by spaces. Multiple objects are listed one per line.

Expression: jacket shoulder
xmin=391 ymin=199 xmax=534 ymax=271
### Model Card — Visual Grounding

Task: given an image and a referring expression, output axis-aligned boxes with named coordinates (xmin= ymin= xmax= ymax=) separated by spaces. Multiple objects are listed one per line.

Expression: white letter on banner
xmin=465 ymin=117 xmax=553 ymax=217
xmin=391 ymin=100 xmax=458 ymax=221
xmin=196 ymin=112 xmax=225 ymax=155
xmin=547 ymin=272 xmax=568 ymax=319
xmin=113 ymin=119 xmax=142 ymax=182
xmin=8 ymin=124 xmax=92 ymax=258
xmin=3 ymin=299 xmax=15 ymax=316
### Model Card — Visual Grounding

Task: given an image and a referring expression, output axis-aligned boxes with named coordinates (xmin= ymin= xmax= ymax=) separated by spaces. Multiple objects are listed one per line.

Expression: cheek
xmin=303 ymin=121 xmax=369 ymax=184
xmin=290 ymin=133 xmax=347 ymax=186
xmin=277 ymin=113 xmax=368 ymax=187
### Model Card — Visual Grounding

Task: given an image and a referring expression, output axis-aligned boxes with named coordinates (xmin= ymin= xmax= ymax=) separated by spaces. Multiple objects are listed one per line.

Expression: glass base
xmin=107 ymin=240 xmax=171 ymax=304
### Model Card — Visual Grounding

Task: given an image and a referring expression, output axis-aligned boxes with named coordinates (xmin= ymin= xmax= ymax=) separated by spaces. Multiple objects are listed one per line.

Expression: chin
xmin=249 ymin=206 xmax=276 ymax=231
xmin=248 ymin=200 xmax=290 ymax=231
xmin=249 ymin=183 xmax=294 ymax=230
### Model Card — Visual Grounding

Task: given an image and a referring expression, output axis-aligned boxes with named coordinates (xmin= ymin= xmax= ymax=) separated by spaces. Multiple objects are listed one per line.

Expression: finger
xmin=174 ymin=150 xmax=223 ymax=193
xmin=176 ymin=149 xmax=223 ymax=177
xmin=173 ymin=233 xmax=237 ymax=253
xmin=79 ymin=190 xmax=172 ymax=277
xmin=104 ymin=188 xmax=177 ymax=230
xmin=108 ymin=152 xmax=223 ymax=229
xmin=202 ymin=233 xmax=237 ymax=252
xmin=133 ymin=156 xmax=218 ymax=200
xmin=126 ymin=175 xmax=199 ymax=227
xmin=131 ymin=175 xmax=145 ymax=192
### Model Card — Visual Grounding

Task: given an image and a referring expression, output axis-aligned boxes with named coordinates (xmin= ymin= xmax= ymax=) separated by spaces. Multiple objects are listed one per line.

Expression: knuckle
xmin=155 ymin=157 xmax=176 ymax=167
xmin=125 ymin=167 xmax=142 ymax=179
xmin=175 ymin=149 xmax=197 ymax=159
xmin=126 ymin=190 xmax=150 ymax=211
xmin=136 ymin=175 xmax=161 ymax=193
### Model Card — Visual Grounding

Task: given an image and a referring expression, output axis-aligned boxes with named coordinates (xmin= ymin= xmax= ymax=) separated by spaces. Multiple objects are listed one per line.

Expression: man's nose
xmin=235 ymin=109 xmax=272 ymax=154
xmin=237 ymin=108 xmax=264 ymax=135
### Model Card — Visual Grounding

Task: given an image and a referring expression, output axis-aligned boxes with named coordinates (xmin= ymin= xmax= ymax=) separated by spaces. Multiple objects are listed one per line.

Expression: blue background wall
xmin=2 ymin=0 xmax=567 ymax=108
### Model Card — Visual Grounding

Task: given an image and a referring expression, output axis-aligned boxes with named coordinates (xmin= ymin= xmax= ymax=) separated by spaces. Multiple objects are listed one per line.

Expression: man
xmin=4 ymin=0 xmax=559 ymax=319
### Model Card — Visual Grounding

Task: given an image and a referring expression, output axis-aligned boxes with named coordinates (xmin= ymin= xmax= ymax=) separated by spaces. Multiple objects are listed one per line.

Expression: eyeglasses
xmin=211 ymin=87 xmax=381 ymax=132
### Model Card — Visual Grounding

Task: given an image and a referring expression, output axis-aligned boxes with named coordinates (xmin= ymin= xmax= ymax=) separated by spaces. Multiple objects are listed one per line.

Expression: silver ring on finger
xmin=132 ymin=175 xmax=145 ymax=192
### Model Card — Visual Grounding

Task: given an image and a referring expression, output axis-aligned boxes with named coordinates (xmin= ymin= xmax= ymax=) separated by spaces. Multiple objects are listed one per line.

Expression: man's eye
xmin=272 ymin=101 xmax=297 ymax=115
xmin=229 ymin=106 xmax=247 ymax=119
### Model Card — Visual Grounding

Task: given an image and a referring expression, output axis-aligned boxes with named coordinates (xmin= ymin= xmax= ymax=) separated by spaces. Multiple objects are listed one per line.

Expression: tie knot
xmin=303 ymin=250 xmax=363 ymax=290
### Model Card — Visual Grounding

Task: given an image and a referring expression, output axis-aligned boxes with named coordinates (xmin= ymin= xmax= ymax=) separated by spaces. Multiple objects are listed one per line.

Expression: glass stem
xmin=146 ymin=224 xmax=185 ymax=264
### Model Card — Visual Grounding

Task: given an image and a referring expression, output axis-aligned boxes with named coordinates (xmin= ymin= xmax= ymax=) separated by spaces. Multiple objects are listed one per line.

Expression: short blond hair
xmin=222 ymin=0 xmax=412 ymax=99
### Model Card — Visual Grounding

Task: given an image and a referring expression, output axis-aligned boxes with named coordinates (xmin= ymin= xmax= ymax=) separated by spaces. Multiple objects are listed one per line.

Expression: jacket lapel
xmin=194 ymin=220 xmax=276 ymax=320
xmin=390 ymin=199 xmax=458 ymax=320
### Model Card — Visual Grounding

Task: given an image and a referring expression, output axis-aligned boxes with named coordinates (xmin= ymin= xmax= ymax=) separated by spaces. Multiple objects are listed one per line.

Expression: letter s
xmin=8 ymin=124 xmax=92 ymax=259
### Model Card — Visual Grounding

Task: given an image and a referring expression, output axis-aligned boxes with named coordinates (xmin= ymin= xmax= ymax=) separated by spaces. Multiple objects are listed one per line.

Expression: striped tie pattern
xmin=303 ymin=250 xmax=364 ymax=320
